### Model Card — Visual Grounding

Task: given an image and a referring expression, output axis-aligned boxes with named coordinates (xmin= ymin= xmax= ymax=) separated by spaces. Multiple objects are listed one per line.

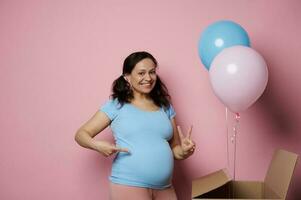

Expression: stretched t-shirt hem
xmin=109 ymin=176 xmax=172 ymax=190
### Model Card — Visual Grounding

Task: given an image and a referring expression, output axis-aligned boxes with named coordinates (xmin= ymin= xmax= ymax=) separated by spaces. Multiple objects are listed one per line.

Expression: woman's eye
xmin=138 ymin=72 xmax=145 ymax=76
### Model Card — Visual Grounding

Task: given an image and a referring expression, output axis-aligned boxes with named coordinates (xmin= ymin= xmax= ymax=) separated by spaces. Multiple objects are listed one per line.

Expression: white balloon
xmin=209 ymin=46 xmax=268 ymax=113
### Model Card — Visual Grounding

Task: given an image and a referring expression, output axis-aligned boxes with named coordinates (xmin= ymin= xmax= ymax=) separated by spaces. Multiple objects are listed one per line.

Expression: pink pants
xmin=109 ymin=183 xmax=178 ymax=200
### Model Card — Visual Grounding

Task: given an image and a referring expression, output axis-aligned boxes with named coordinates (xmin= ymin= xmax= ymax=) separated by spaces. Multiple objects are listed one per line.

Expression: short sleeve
xmin=166 ymin=104 xmax=176 ymax=119
xmin=99 ymin=99 xmax=120 ymax=120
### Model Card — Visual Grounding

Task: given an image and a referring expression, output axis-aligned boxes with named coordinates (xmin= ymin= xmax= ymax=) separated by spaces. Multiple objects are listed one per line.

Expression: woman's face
xmin=125 ymin=58 xmax=157 ymax=95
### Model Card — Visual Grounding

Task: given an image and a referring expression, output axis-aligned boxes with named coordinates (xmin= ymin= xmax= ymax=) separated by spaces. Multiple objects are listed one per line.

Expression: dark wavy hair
xmin=110 ymin=51 xmax=171 ymax=109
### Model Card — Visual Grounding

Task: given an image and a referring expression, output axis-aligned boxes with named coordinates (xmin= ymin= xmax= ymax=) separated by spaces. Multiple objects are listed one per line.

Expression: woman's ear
xmin=123 ymin=75 xmax=130 ymax=83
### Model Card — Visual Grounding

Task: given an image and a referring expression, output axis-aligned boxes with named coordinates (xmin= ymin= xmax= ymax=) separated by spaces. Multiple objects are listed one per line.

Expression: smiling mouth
xmin=140 ymin=83 xmax=153 ymax=89
xmin=141 ymin=82 xmax=152 ymax=85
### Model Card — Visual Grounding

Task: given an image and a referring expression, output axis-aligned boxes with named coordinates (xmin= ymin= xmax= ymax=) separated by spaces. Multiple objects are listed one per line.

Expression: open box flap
xmin=192 ymin=168 xmax=231 ymax=198
xmin=264 ymin=149 xmax=298 ymax=199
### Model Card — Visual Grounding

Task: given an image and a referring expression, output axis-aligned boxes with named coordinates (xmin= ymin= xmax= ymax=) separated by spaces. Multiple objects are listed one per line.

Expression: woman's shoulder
xmin=99 ymin=98 xmax=123 ymax=120
xmin=163 ymin=103 xmax=176 ymax=119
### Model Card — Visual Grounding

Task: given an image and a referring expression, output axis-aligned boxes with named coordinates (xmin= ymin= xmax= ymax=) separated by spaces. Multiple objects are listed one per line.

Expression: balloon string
xmin=235 ymin=113 xmax=240 ymax=180
xmin=226 ymin=110 xmax=241 ymax=197
xmin=232 ymin=112 xmax=240 ymax=197
xmin=226 ymin=107 xmax=229 ymax=170
xmin=225 ymin=107 xmax=230 ymax=198
xmin=231 ymin=113 xmax=240 ymax=179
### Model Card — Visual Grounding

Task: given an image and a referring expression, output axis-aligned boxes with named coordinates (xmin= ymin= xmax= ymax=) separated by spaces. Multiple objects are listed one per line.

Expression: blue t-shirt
xmin=100 ymin=99 xmax=176 ymax=189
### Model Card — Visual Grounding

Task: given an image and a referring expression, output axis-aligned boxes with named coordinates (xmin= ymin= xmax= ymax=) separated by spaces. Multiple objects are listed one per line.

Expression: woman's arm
xmin=74 ymin=111 xmax=128 ymax=156
xmin=169 ymin=117 xmax=195 ymax=160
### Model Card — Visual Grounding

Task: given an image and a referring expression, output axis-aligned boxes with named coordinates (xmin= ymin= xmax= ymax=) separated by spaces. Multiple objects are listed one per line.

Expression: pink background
xmin=1 ymin=0 xmax=300 ymax=199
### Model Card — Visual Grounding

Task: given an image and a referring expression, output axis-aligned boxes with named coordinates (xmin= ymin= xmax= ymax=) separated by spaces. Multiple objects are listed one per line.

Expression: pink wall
xmin=1 ymin=0 xmax=300 ymax=199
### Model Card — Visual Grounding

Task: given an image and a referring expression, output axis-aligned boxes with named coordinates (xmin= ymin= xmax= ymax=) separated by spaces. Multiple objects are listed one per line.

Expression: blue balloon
xmin=198 ymin=20 xmax=250 ymax=70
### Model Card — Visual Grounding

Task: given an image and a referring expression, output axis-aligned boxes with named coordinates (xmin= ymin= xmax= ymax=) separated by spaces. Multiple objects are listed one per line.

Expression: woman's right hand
xmin=92 ymin=140 xmax=130 ymax=157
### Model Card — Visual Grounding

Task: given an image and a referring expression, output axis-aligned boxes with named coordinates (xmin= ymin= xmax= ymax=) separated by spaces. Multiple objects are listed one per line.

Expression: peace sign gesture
xmin=177 ymin=125 xmax=195 ymax=157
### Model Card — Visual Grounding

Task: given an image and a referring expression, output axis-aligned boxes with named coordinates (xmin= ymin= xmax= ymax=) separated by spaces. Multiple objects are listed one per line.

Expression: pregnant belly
xmin=112 ymin=140 xmax=174 ymax=186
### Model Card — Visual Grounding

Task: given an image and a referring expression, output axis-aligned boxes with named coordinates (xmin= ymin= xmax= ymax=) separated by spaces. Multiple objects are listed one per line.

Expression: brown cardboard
xmin=192 ymin=149 xmax=298 ymax=199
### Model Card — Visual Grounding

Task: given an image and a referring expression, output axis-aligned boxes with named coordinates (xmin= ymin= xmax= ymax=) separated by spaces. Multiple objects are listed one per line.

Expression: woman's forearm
xmin=75 ymin=130 xmax=97 ymax=150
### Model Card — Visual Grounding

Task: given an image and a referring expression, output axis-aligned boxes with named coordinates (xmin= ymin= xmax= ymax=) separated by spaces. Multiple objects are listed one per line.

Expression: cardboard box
xmin=192 ymin=149 xmax=298 ymax=199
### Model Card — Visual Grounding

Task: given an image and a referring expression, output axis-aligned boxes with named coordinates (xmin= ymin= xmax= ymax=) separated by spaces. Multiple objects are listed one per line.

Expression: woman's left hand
xmin=177 ymin=125 xmax=196 ymax=158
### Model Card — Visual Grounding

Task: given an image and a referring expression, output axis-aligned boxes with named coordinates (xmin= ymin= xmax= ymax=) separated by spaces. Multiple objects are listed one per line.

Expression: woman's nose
xmin=145 ymin=73 xmax=152 ymax=80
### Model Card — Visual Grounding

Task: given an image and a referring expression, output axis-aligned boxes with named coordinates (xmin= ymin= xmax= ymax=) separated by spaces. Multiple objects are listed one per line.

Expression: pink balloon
xmin=209 ymin=46 xmax=268 ymax=113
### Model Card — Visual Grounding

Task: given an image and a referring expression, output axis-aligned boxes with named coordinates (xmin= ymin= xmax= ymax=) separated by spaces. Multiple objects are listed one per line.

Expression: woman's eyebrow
xmin=138 ymin=68 xmax=156 ymax=72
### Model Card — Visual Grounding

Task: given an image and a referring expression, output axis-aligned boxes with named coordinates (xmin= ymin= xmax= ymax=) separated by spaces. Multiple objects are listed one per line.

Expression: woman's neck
xmin=130 ymin=94 xmax=157 ymax=108
xmin=132 ymin=91 xmax=152 ymax=102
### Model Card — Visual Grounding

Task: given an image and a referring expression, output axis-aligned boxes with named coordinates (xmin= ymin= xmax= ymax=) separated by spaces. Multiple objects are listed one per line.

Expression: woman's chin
xmin=139 ymin=88 xmax=154 ymax=94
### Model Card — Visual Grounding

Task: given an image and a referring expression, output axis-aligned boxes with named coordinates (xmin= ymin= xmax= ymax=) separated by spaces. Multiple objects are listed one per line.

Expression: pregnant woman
xmin=75 ymin=51 xmax=196 ymax=200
